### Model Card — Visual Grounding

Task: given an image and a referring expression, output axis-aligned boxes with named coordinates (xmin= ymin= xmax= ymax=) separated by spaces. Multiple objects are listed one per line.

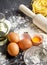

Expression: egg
xmin=31 ymin=35 xmax=43 ymax=46
xmin=7 ymin=42 xmax=19 ymax=56
xmin=23 ymin=33 xmax=31 ymax=40
xmin=18 ymin=39 xmax=32 ymax=50
xmin=7 ymin=32 xmax=20 ymax=43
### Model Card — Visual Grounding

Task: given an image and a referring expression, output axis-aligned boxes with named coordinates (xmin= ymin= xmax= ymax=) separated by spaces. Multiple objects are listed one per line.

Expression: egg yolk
xmin=32 ymin=36 xmax=41 ymax=43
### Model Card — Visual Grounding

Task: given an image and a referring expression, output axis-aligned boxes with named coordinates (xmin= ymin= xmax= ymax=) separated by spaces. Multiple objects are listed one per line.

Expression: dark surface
xmin=0 ymin=0 xmax=31 ymax=65
xmin=0 ymin=0 xmax=31 ymax=13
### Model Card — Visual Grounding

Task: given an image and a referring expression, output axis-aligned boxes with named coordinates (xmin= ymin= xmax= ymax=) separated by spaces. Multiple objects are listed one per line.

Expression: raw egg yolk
xmin=32 ymin=36 xmax=41 ymax=43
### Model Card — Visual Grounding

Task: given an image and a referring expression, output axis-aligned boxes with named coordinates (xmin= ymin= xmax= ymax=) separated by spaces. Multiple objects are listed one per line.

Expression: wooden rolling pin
xmin=19 ymin=4 xmax=47 ymax=33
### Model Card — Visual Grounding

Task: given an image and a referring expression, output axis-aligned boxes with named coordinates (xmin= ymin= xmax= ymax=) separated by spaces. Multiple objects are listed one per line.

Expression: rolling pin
xmin=19 ymin=4 xmax=47 ymax=33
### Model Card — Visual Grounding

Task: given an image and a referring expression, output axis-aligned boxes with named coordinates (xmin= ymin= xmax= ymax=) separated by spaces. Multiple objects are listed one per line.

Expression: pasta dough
xmin=32 ymin=0 xmax=47 ymax=17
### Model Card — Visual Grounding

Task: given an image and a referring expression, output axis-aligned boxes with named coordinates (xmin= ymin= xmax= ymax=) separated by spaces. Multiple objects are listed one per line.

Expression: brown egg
xmin=7 ymin=32 xmax=20 ymax=43
xmin=23 ymin=32 xmax=31 ymax=40
xmin=7 ymin=42 xmax=19 ymax=56
xmin=18 ymin=39 xmax=32 ymax=50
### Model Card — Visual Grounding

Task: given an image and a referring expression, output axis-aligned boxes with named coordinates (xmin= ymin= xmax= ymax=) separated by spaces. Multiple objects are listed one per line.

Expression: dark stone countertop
xmin=0 ymin=0 xmax=31 ymax=13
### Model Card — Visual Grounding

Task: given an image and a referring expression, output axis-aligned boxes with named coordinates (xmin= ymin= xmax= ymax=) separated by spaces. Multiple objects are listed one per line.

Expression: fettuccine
xmin=32 ymin=0 xmax=47 ymax=17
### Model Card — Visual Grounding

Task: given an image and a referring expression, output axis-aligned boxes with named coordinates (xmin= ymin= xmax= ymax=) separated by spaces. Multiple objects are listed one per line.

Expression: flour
xmin=8 ymin=15 xmax=47 ymax=65
xmin=0 ymin=52 xmax=8 ymax=65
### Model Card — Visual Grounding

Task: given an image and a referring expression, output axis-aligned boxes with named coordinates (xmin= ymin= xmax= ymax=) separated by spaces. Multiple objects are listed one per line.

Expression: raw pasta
xmin=32 ymin=0 xmax=47 ymax=17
